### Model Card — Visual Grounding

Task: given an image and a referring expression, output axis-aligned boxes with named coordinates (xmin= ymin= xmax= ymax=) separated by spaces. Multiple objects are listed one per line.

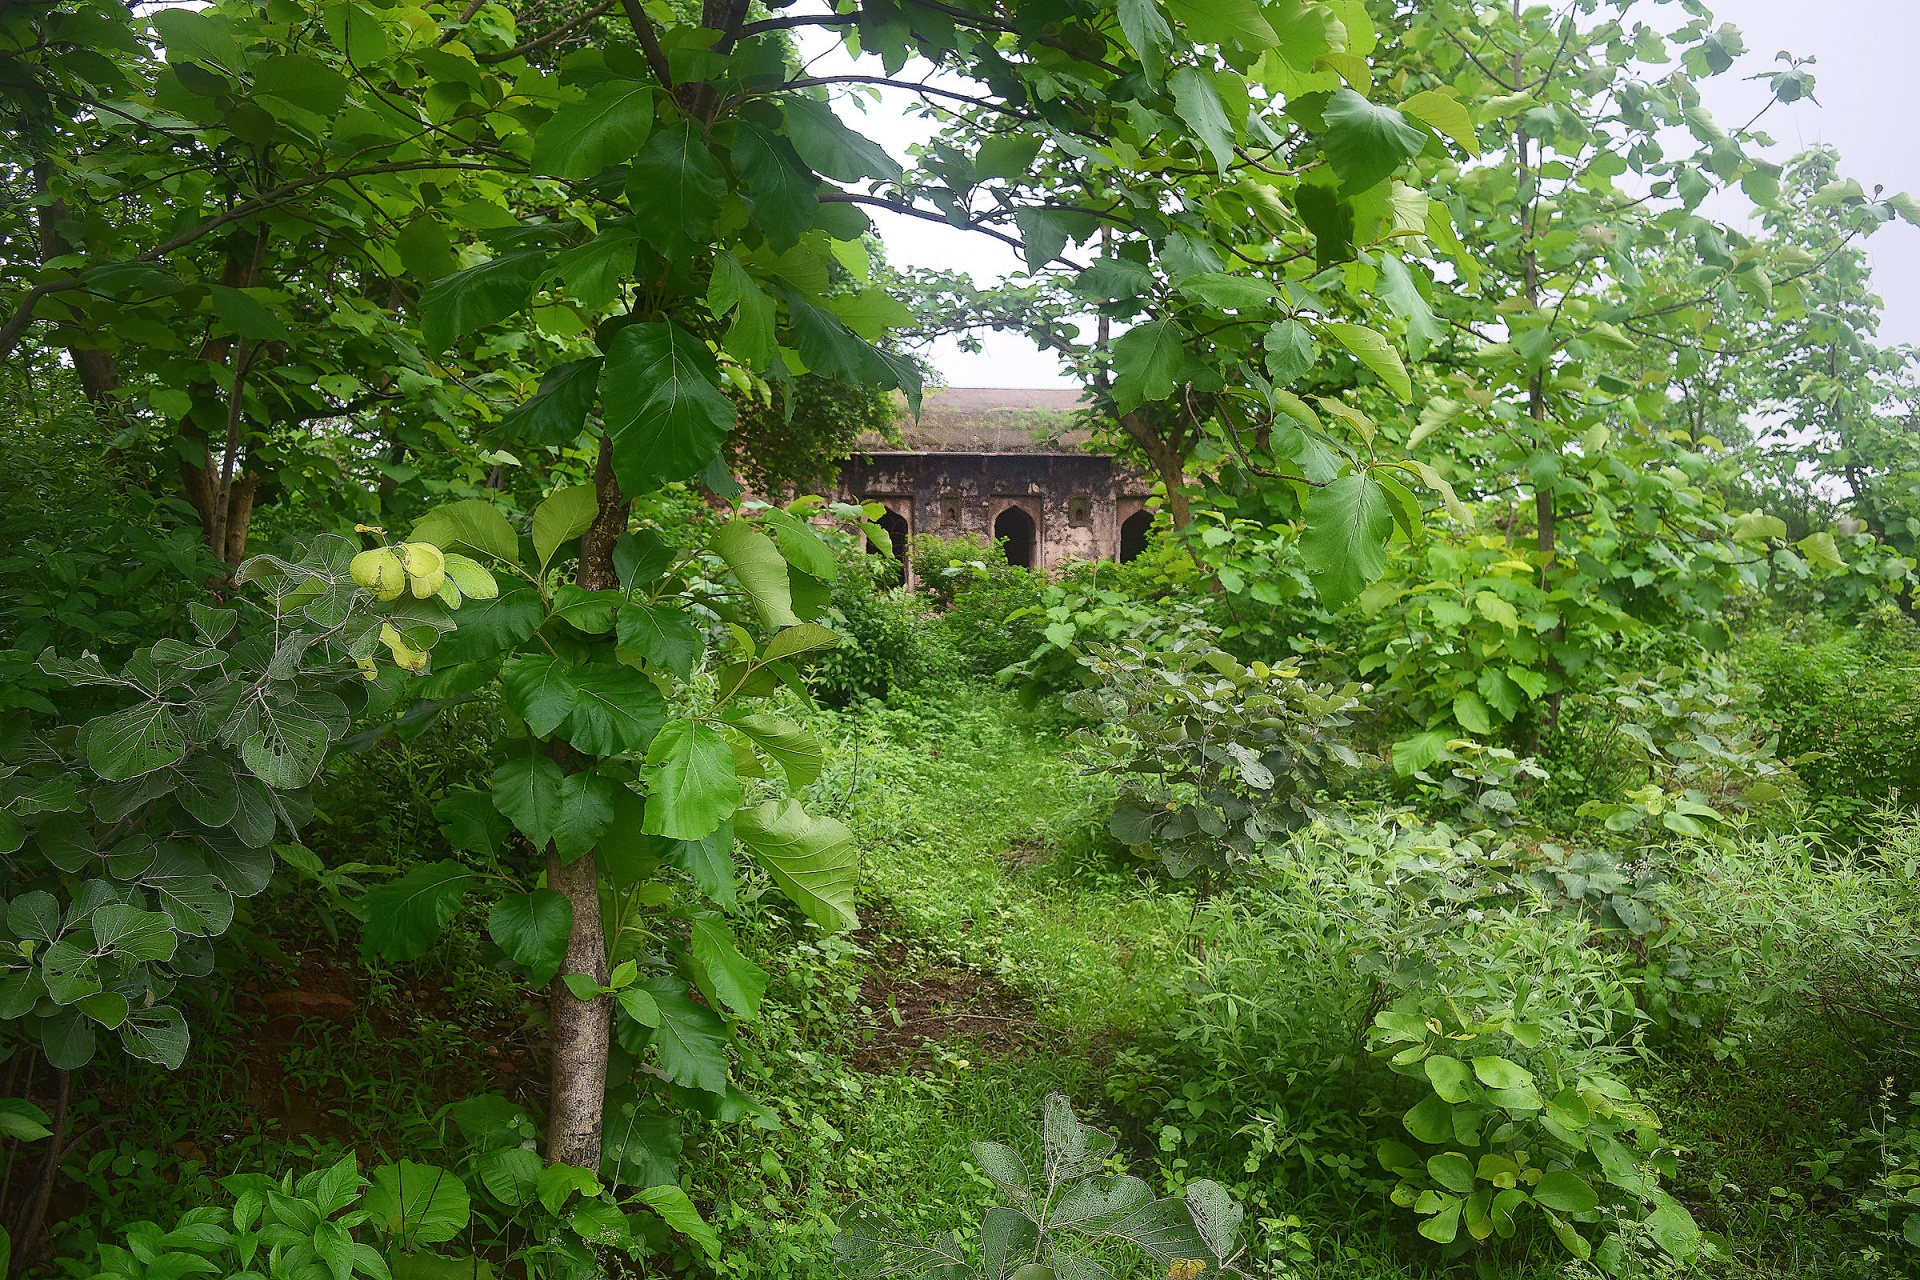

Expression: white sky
xmin=827 ymin=0 xmax=1920 ymax=388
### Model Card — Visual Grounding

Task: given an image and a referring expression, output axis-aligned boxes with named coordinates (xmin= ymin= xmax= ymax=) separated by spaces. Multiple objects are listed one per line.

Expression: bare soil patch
xmin=847 ymin=916 xmax=1054 ymax=1072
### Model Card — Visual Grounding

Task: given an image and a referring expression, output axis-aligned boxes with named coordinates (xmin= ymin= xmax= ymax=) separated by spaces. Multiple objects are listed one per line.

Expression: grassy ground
xmin=48 ymin=684 xmax=1915 ymax=1279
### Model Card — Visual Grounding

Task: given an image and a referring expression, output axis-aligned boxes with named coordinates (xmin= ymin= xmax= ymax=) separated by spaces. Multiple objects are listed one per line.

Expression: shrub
xmin=929 ymin=564 xmax=1048 ymax=682
xmin=809 ymin=555 xmax=962 ymax=706
xmin=1735 ymin=610 xmax=1920 ymax=834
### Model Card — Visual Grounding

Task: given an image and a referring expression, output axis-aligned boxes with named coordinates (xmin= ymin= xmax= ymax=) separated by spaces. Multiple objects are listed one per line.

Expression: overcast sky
xmin=838 ymin=0 xmax=1920 ymax=388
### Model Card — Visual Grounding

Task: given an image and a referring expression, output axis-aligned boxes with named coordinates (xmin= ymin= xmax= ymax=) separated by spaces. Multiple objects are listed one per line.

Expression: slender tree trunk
xmin=179 ymin=229 xmax=269 ymax=565
xmin=1119 ymin=409 xmax=1192 ymax=527
xmin=543 ymin=437 xmax=631 ymax=1167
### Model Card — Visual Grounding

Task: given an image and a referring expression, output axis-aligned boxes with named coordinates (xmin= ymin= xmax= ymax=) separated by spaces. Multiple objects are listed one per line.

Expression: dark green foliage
xmin=809 ymin=556 xmax=961 ymax=707
xmin=728 ymin=375 xmax=900 ymax=495
xmin=906 ymin=535 xmax=1048 ymax=680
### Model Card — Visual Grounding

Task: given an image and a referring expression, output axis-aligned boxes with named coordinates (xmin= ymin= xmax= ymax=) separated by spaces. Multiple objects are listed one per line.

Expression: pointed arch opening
xmin=1119 ymin=509 xmax=1153 ymax=563
xmin=994 ymin=504 xmax=1036 ymax=569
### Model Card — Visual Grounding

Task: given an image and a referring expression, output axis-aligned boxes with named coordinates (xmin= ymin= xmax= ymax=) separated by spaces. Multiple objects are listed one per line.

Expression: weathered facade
xmin=834 ymin=388 xmax=1155 ymax=573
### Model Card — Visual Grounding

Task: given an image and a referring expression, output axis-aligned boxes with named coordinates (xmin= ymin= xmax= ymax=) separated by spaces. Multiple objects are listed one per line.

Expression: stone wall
xmin=834 ymin=451 xmax=1153 ymax=573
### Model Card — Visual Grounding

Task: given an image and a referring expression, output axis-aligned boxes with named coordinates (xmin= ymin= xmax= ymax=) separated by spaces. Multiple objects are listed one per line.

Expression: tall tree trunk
xmin=544 ymin=437 xmax=631 ymax=1167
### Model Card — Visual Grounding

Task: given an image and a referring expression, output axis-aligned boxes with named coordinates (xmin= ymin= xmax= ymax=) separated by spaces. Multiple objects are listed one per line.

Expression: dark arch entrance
xmin=1119 ymin=510 xmax=1153 ymax=563
xmin=869 ymin=507 xmax=909 ymax=558
xmin=994 ymin=504 xmax=1036 ymax=569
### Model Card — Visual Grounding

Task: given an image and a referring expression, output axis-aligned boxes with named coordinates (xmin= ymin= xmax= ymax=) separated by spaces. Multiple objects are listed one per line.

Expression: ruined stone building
xmin=833 ymin=387 xmax=1157 ymax=573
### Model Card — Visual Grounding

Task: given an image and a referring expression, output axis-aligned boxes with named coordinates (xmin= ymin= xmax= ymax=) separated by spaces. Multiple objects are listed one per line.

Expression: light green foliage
xmin=1068 ymin=640 xmax=1363 ymax=880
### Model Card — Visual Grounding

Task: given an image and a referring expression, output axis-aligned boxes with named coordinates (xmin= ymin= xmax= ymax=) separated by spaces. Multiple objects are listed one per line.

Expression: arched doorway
xmin=994 ymin=505 xmax=1036 ymax=569
xmin=868 ymin=507 xmax=909 ymax=558
xmin=1119 ymin=510 xmax=1153 ymax=563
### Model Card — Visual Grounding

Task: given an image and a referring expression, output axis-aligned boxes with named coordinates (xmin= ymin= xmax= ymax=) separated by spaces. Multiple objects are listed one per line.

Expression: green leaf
xmin=549 ymin=229 xmax=641 ymax=312
xmin=490 ymin=755 xmax=615 ymax=862
xmin=640 ymin=975 xmax=731 ymax=1093
xmin=761 ymin=508 xmax=841 ymax=582
xmin=86 ymin=702 xmax=185 ymax=782
xmin=689 ymin=916 xmax=768 ymax=1019
xmin=1301 ymin=473 xmax=1393 ymax=610
xmin=412 ymin=499 xmax=521 ymax=565
xmin=616 ymin=602 xmax=704 ymax=680
xmin=1399 ymin=89 xmax=1479 ymax=155
xmin=712 ymin=519 xmax=800 ymax=630
xmin=1731 ymin=511 xmax=1787 ymax=543
xmin=366 ymin=1162 xmax=470 ymax=1244
xmin=1265 ymin=319 xmax=1318 ymax=383
xmin=532 ymin=484 xmax=598 ymax=570
xmin=1472 ymin=1056 xmax=1534 ymax=1090
xmin=493 ymin=358 xmax=602 ymax=447
xmin=119 ymin=1006 xmax=188 ymax=1069
xmin=208 ymin=285 xmax=290 ymax=342
xmin=1534 ymin=1170 xmax=1600 ymax=1214
xmin=1169 ymin=67 xmax=1235 ymax=174
xmin=1425 ymin=1055 xmax=1474 ymax=1103
xmin=535 ymin=1163 xmax=600 ymax=1215
xmin=1427 ymin=1152 xmax=1476 ymax=1194
xmin=633 ymin=1183 xmax=722 ymax=1261
xmin=0 ymin=1099 xmax=51 ymax=1142
xmin=360 ymin=861 xmax=475 ymax=962
xmin=1165 ymin=0 xmax=1275 ymax=48
xmin=532 ymin=78 xmax=653 ymax=178
xmin=1797 ymin=531 xmax=1846 ymax=571
xmin=643 ymin=721 xmax=739 ymax=841
xmin=1417 ymin=1196 xmax=1462 ymax=1243
xmin=1114 ymin=0 xmax=1173 ymax=82
xmin=1377 ymin=255 xmax=1442 ymax=362
xmin=734 ymin=121 xmax=818 ymax=251
xmin=725 ymin=713 xmax=824 ymax=787
xmin=733 ymin=799 xmax=860 ymax=931
xmin=782 ymin=97 xmax=901 ymax=183
xmin=421 ymin=249 xmax=547 ymax=352
xmin=90 ymin=905 xmax=176 ymax=961
xmin=627 ymin=123 xmax=725 ymax=256
xmin=502 ymin=654 xmax=579 ymax=737
xmin=1320 ymin=88 xmax=1427 ymax=194
xmin=603 ymin=322 xmax=737 ymax=494
xmin=1325 ymin=323 xmax=1411 ymax=399
xmin=1453 ymin=690 xmax=1493 ymax=736
xmin=433 ymin=587 xmax=544 ymax=665
xmin=487 ymin=889 xmax=572 ymax=987
xmin=563 ymin=664 xmax=668 ymax=755
xmin=1110 ymin=318 xmax=1190 ymax=414
xmin=1403 ymin=1093 xmax=1453 ymax=1144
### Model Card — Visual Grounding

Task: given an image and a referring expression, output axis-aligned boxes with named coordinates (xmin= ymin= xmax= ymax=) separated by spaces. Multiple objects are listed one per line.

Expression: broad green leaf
xmin=532 ymin=78 xmax=653 ymax=178
xmin=366 ymin=1162 xmax=470 ymax=1244
xmin=627 ymin=123 xmax=725 ymax=256
xmin=1399 ymin=89 xmax=1479 ymax=155
xmin=1403 ymin=1093 xmax=1453 ymax=1144
xmin=0 ymin=1099 xmax=51 ymax=1141
xmin=492 ymin=358 xmax=602 ymax=447
xmin=119 ymin=1006 xmax=188 ymax=1069
xmin=1321 ymin=88 xmax=1427 ymax=194
xmin=1377 ymin=255 xmax=1442 ymax=361
xmin=410 ymin=498 xmax=518 ymax=564
xmin=487 ymin=889 xmax=572 ymax=987
xmin=688 ymin=916 xmax=768 ymax=1019
xmin=1110 ymin=318 xmax=1190 ymax=414
xmin=86 ymin=702 xmax=185 ymax=782
xmin=1453 ymin=689 xmax=1493 ymax=736
xmin=1427 ymin=1152 xmax=1475 ymax=1194
xmin=549 ymin=229 xmax=641 ymax=311
xmin=563 ymin=664 xmax=667 ymax=755
xmin=1178 ymin=272 xmax=1276 ymax=310
xmin=90 ymin=905 xmax=175 ymax=961
xmin=643 ymin=721 xmax=739 ymax=841
xmin=603 ymin=322 xmax=737 ymax=494
xmin=490 ymin=755 xmax=615 ymax=862
xmin=209 ymin=285 xmax=290 ymax=342
xmin=616 ymin=602 xmax=704 ymax=680
xmin=239 ymin=702 xmax=333 ymax=789
xmin=432 ymin=587 xmax=544 ymax=665
xmin=1169 ymin=67 xmax=1235 ymax=173
xmin=733 ymin=799 xmax=859 ymax=931
xmin=733 ymin=121 xmax=818 ymax=251
xmin=1114 ymin=0 xmax=1173 ymax=82
xmin=475 ymin=1148 xmax=540 ymax=1207
xmin=1534 ymin=1170 xmax=1599 ymax=1214
xmin=762 ymin=622 xmax=839 ymax=662
xmin=639 ymin=975 xmax=730 ymax=1093
xmin=1472 ymin=1056 xmax=1533 ymax=1090
xmin=725 ymin=713 xmax=824 ymax=788
xmin=1165 ymin=0 xmax=1275 ymax=48
xmin=535 ymin=1163 xmax=600 ymax=1215
xmin=1425 ymin=1055 xmax=1474 ymax=1103
xmin=421 ymin=249 xmax=547 ymax=352
xmin=712 ymin=520 xmax=799 ymax=630
xmin=633 ymin=1183 xmax=721 ymax=1261
xmin=1418 ymin=1196 xmax=1462 ymax=1243
xmin=1325 ymin=322 xmax=1411 ymax=399
xmin=502 ymin=654 xmax=579 ymax=737
xmin=782 ymin=96 xmax=901 ymax=183
xmin=760 ymin=508 xmax=840 ymax=581
xmin=532 ymin=484 xmax=598 ymax=570
xmin=1301 ymin=473 xmax=1393 ymax=610
xmin=1797 ymin=531 xmax=1846 ymax=571
xmin=1731 ymin=511 xmax=1787 ymax=543
xmin=360 ymin=860 xmax=475 ymax=962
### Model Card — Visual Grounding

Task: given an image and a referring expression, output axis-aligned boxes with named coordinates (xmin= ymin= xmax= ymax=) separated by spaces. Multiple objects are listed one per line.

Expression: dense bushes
xmin=808 ymin=554 xmax=963 ymax=706
xmin=906 ymin=533 xmax=1047 ymax=679
xmin=1735 ymin=608 xmax=1920 ymax=833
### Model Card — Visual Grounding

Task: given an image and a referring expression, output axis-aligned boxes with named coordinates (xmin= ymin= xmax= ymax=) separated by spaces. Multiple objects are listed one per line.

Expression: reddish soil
xmin=846 ymin=918 xmax=1053 ymax=1072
